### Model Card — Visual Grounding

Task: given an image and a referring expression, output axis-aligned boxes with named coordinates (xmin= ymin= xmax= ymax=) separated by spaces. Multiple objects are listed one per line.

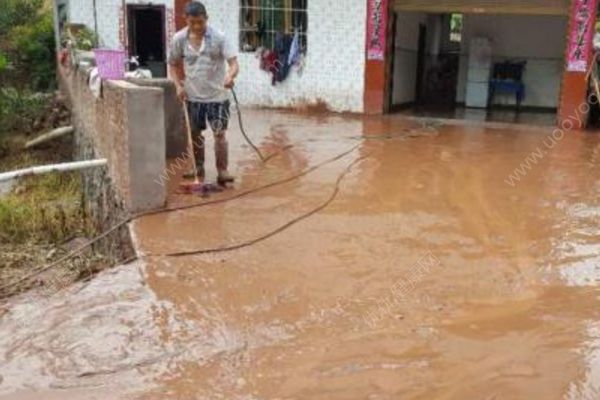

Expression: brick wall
xmin=68 ymin=0 xmax=368 ymax=113
xmin=58 ymin=65 xmax=167 ymax=213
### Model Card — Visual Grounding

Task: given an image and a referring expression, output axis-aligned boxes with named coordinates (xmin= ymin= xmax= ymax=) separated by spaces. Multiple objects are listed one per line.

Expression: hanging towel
xmin=287 ymin=30 xmax=301 ymax=66
xmin=89 ymin=67 xmax=102 ymax=99
xmin=274 ymin=32 xmax=293 ymax=84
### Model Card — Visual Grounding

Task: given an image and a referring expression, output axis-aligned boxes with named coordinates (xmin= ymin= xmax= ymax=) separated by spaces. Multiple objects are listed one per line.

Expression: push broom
xmin=179 ymin=89 xmax=282 ymax=194
xmin=179 ymin=100 xmax=205 ymax=194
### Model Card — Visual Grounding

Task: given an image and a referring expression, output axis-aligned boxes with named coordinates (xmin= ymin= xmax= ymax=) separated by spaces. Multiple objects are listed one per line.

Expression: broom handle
xmin=182 ymin=101 xmax=199 ymax=182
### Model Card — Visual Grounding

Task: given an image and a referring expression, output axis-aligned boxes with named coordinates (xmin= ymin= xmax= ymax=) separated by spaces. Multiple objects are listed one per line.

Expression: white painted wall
xmin=456 ymin=14 xmax=568 ymax=109
xmin=202 ymin=0 xmax=367 ymax=112
xmin=69 ymin=0 xmax=175 ymax=50
xmin=392 ymin=11 xmax=427 ymax=105
xmin=69 ymin=0 xmax=367 ymax=113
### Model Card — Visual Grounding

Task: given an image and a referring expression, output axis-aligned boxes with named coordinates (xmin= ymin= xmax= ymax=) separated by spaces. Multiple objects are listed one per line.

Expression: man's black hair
xmin=185 ymin=1 xmax=208 ymax=17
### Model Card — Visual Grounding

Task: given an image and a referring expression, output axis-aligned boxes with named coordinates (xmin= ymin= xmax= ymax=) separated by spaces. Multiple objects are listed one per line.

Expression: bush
xmin=0 ymin=88 xmax=47 ymax=136
xmin=9 ymin=12 xmax=56 ymax=91
xmin=0 ymin=172 xmax=83 ymax=244
xmin=0 ymin=0 xmax=45 ymax=37
xmin=0 ymin=52 xmax=8 ymax=72
xmin=0 ymin=0 xmax=55 ymax=136
xmin=0 ymin=0 xmax=55 ymax=91
xmin=63 ymin=26 xmax=98 ymax=51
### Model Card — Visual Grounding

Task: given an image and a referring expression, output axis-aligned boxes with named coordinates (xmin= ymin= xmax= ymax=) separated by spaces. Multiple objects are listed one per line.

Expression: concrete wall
xmin=456 ymin=14 xmax=568 ymax=108
xmin=128 ymin=78 xmax=187 ymax=158
xmin=68 ymin=0 xmax=367 ymax=113
xmin=59 ymin=65 xmax=167 ymax=213
xmin=392 ymin=11 xmax=427 ymax=105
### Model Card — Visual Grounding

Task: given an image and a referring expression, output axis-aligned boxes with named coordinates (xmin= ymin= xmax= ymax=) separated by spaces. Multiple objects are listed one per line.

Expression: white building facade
xmin=56 ymin=0 xmax=596 ymax=126
xmin=60 ymin=0 xmax=369 ymax=113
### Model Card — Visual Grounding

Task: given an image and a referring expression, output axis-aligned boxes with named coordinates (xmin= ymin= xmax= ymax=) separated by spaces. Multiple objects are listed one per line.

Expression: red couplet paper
xmin=567 ymin=0 xmax=598 ymax=72
xmin=367 ymin=0 xmax=389 ymax=61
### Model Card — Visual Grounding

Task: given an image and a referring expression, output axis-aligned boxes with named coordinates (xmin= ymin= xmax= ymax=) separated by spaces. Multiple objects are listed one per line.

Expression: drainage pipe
xmin=0 ymin=159 xmax=108 ymax=183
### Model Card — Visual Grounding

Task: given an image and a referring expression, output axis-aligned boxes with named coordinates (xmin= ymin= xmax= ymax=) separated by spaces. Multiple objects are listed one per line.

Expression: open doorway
xmin=419 ymin=13 xmax=462 ymax=110
xmin=389 ymin=12 xmax=463 ymax=112
xmin=389 ymin=11 xmax=565 ymax=127
xmin=127 ymin=5 xmax=167 ymax=78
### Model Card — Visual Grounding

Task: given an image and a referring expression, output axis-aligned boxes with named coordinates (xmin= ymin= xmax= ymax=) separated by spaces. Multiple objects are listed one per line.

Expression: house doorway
xmin=388 ymin=10 xmax=566 ymax=126
xmin=127 ymin=5 xmax=167 ymax=78
xmin=389 ymin=12 xmax=462 ymax=112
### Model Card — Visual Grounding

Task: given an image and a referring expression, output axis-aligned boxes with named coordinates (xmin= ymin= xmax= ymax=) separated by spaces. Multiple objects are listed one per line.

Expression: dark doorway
xmin=415 ymin=23 xmax=426 ymax=105
xmin=420 ymin=14 xmax=462 ymax=111
xmin=127 ymin=5 xmax=166 ymax=77
xmin=386 ymin=12 xmax=398 ymax=112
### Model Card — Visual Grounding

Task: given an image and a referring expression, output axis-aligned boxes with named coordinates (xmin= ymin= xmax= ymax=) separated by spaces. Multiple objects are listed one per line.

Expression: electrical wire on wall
xmin=93 ymin=0 xmax=98 ymax=40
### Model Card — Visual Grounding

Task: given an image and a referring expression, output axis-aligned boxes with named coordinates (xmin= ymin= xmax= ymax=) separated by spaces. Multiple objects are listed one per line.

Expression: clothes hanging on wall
xmin=259 ymin=31 xmax=303 ymax=86
xmin=287 ymin=30 xmax=301 ymax=66
xmin=260 ymin=49 xmax=278 ymax=76
xmin=273 ymin=32 xmax=293 ymax=84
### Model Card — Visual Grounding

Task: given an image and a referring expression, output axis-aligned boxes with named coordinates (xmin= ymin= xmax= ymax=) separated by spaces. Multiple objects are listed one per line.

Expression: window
xmin=240 ymin=0 xmax=308 ymax=52
xmin=449 ymin=13 xmax=463 ymax=43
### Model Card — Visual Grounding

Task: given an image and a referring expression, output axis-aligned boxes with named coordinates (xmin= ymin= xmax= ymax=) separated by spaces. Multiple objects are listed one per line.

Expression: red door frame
xmin=364 ymin=0 xmax=599 ymax=128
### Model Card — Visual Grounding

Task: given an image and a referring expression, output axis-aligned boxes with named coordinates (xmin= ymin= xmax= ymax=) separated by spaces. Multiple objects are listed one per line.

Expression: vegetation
xmin=63 ymin=25 xmax=98 ymax=51
xmin=0 ymin=88 xmax=48 ymax=137
xmin=9 ymin=11 xmax=56 ymax=91
xmin=0 ymin=0 xmax=56 ymax=135
xmin=0 ymin=0 xmax=56 ymax=104
xmin=0 ymin=1 xmax=115 ymax=299
xmin=0 ymin=172 xmax=83 ymax=243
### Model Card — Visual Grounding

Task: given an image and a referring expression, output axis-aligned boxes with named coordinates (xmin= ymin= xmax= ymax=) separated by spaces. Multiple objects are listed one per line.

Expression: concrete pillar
xmin=364 ymin=0 xmax=394 ymax=114
xmin=125 ymin=84 xmax=167 ymax=212
xmin=558 ymin=0 xmax=598 ymax=129
xmin=128 ymin=79 xmax=187 ymax=158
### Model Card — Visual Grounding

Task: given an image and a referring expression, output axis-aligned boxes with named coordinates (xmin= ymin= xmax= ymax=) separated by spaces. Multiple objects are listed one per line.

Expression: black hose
xmin=148 ymin=155 xmax=367 ymax=258
xmin=0 ymin=145 xmax=360 ymax=292
xmin=231 ymin=88 xmax=266 ymax=162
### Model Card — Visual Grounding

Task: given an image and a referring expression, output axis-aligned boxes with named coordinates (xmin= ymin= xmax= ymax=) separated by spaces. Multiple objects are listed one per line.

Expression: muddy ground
xmin=1 ymin=109 xmax=600 ymax=399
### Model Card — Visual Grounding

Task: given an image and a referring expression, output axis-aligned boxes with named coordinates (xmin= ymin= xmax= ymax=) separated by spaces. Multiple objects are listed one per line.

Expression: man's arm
xmin=167 ymin=36 xmax=186 ymax=101
xmin=168 ymin=61 xmax=187 ymax=101
xmin=224 ymin=57 xmax=239 ymax=89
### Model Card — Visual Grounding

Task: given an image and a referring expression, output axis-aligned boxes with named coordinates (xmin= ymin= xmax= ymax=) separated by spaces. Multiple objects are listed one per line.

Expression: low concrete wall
xmin=127 ymin=78 xmax=187 ymax=158
xmin=58 ymin=65 xmax=167 ymax=213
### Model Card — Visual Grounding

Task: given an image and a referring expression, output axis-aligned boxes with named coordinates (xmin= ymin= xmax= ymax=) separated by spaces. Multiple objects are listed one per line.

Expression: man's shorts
xmin=188 ymin=100 xmax=230 ymax=133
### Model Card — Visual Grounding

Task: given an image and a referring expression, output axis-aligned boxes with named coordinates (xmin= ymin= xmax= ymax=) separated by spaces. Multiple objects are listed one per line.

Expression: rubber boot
xmin=184 ymin=132 xmax=205 ymax=179
xmin=215 ymin=134 xmax=234 ymax=185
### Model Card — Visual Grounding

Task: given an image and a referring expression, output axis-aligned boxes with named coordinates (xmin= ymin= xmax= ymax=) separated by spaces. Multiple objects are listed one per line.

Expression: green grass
xmin=0 ymin=172 xmax=86 ymax=243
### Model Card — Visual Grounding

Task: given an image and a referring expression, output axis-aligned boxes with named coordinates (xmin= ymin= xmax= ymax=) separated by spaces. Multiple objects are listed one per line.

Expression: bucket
xmin=93 ymin=49 xmax=126 ymax=80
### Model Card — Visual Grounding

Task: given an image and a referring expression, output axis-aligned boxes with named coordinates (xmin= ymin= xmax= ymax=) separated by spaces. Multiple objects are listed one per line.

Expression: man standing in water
xmin=168 ymin=1 xmax=239 ymax=184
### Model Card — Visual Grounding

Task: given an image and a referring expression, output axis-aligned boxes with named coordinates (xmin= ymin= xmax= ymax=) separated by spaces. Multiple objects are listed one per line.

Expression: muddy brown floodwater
xmin=2 ymin=109 xmax=600 ymax=400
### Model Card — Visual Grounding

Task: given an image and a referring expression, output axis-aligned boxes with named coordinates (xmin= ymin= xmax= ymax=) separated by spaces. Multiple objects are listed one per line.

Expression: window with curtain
xmin=240 ymin=0 xmax=307 ymax=52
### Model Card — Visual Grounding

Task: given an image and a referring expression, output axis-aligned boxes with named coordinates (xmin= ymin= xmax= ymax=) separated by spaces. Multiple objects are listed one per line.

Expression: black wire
xmin=0 ymin=145 xmax=360 ymax=292
xmin=148 ymin=155 xmax=367 ymax=258
xmin=2 ymin=90 xmax=428 ymax=291
xmin=142 ymin=144 xmax=360 ymax=217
